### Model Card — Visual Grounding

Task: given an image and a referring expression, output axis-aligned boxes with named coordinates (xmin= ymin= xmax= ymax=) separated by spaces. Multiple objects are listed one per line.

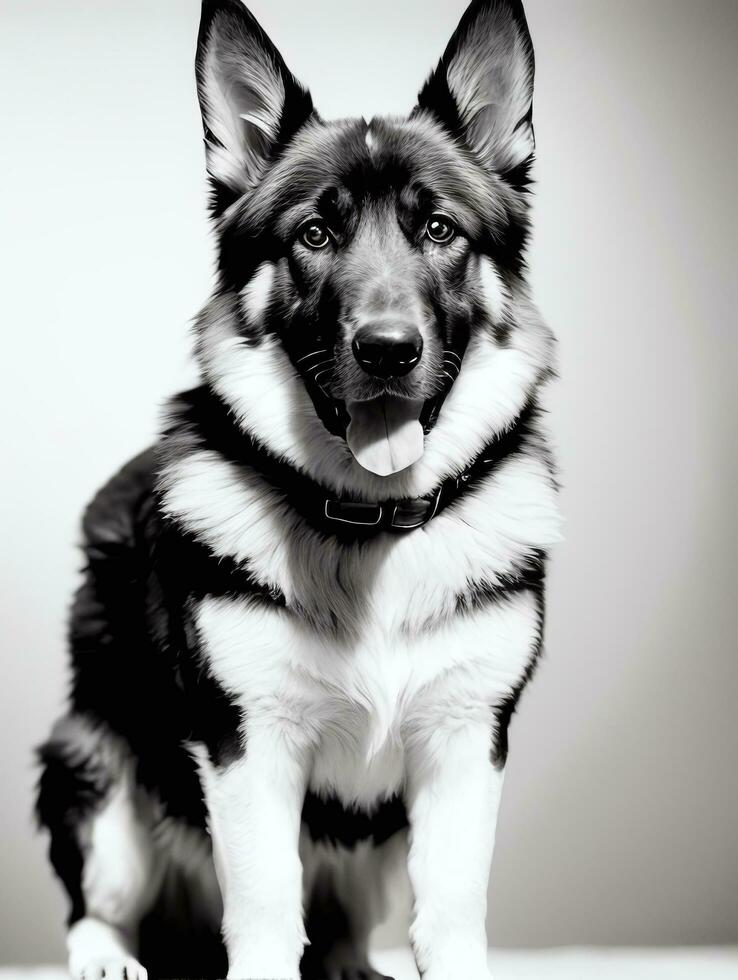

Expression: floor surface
xmin=4 ymin=948 xmax=738 ymax=979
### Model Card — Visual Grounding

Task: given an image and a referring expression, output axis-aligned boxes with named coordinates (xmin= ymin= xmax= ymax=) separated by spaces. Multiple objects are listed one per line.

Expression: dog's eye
xmin=425 ymin=214 xmax=456 ymax=245
xmin=299 ymin=221 xmax=331 ymax=250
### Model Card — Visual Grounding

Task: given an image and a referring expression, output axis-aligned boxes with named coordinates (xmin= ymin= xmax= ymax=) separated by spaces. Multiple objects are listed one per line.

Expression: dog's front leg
xmin=204 ymin=720 xmax=311 ymax=980
xmin=406 ymin=718 xmax=504 ymax=980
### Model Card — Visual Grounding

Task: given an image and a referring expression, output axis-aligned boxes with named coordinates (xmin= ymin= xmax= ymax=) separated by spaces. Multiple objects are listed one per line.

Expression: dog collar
xmin=169 ymin=388 xmax=535 ymax=539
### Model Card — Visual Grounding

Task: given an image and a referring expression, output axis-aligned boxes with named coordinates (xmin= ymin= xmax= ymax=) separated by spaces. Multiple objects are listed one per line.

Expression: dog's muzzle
xmin=292 ymin=340 xmax=464 ymax=477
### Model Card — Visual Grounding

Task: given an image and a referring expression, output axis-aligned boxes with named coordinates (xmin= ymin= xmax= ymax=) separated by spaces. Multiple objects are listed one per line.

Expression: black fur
xmin=36 ymin=719 xmax=110 ymax=925
xmin=301 ymin=792 xmax=408 ymax=850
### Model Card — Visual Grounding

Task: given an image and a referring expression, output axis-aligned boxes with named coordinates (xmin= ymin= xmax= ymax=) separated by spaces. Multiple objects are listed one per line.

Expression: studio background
xmin=1 ymin=0 xmax=736 ymax=964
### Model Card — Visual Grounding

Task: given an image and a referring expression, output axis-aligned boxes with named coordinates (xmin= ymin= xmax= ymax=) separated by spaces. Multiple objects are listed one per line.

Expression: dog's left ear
xmin=416 ymin=0 xmax=535 ymax=182
xmin=196 ymin=0 xmax=314 ymax=215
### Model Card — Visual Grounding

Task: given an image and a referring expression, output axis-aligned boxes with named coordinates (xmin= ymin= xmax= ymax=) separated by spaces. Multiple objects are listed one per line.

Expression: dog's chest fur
xmin=165 ymin=445 xmax=561 ymax=808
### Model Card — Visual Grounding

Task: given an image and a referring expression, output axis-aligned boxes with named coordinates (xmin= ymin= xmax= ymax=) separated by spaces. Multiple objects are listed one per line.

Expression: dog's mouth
xmin=293 ymin=342 xmax=463 ymax=477
xmin=345 ymin=394 xmax=425 ymax=476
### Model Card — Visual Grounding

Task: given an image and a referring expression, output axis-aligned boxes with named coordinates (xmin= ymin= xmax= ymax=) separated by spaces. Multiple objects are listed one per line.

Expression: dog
xmin=36 ymin=1 xmax=560 ymax=978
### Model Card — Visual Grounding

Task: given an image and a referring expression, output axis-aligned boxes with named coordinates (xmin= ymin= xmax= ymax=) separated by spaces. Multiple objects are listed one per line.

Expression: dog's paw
xmin=74 ymin=957 xmax=148 ymax=980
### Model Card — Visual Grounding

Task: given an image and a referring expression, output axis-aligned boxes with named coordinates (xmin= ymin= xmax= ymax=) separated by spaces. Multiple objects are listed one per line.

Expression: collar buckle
xmin=389 ymin=488 xmax=442 ymax=531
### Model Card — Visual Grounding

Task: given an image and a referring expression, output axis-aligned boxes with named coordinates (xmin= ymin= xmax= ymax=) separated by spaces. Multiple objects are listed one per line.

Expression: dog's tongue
xmin=346 ymin=395 xmax=425 ymax=476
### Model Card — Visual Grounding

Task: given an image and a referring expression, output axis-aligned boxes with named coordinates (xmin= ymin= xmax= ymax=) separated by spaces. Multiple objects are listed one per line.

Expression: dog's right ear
xmin=415 ymin=0 xmax=535 ymax=185
xmin=196 ymin=0 xmax=314 ymax=215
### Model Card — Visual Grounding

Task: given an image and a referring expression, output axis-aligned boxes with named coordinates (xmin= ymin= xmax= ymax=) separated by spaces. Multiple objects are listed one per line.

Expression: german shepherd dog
xmin=36 ymin=1 xmax=560 ymax=978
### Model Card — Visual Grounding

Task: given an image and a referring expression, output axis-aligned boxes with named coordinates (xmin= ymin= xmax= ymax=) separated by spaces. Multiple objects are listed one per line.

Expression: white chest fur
xmin=197 ymin=588 xmax=541 ymax=806
xmin=193 ymin=436 xmax=560 ymax=807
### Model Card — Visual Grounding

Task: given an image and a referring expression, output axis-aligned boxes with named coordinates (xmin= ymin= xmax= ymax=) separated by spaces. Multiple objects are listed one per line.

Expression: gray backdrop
xmin=1 ymin=0 xmax=736 ymax=964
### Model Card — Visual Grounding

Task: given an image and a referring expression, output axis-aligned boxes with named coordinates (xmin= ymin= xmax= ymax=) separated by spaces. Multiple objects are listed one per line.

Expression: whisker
xmin=303 ymin=359 xmax=334 ymax=375
xmin=296 ymin=349 xmax=329 ymax=365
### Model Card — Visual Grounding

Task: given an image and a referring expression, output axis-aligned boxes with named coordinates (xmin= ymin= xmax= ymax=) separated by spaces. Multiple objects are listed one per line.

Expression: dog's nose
xmin=352 ymin=323 xmax=423 ymax=379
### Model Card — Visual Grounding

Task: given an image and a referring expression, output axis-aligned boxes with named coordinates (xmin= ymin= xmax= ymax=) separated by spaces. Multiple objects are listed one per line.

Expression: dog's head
xmin=194 ymin=0 xmax=551 ymax=490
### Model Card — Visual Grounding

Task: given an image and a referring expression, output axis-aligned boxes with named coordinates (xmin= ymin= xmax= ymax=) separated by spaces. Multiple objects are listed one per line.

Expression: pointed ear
xmin=416 ymin=0 xmax=535 ymax=182
xmin=196 ymin=0 xmax=314 ymax=214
